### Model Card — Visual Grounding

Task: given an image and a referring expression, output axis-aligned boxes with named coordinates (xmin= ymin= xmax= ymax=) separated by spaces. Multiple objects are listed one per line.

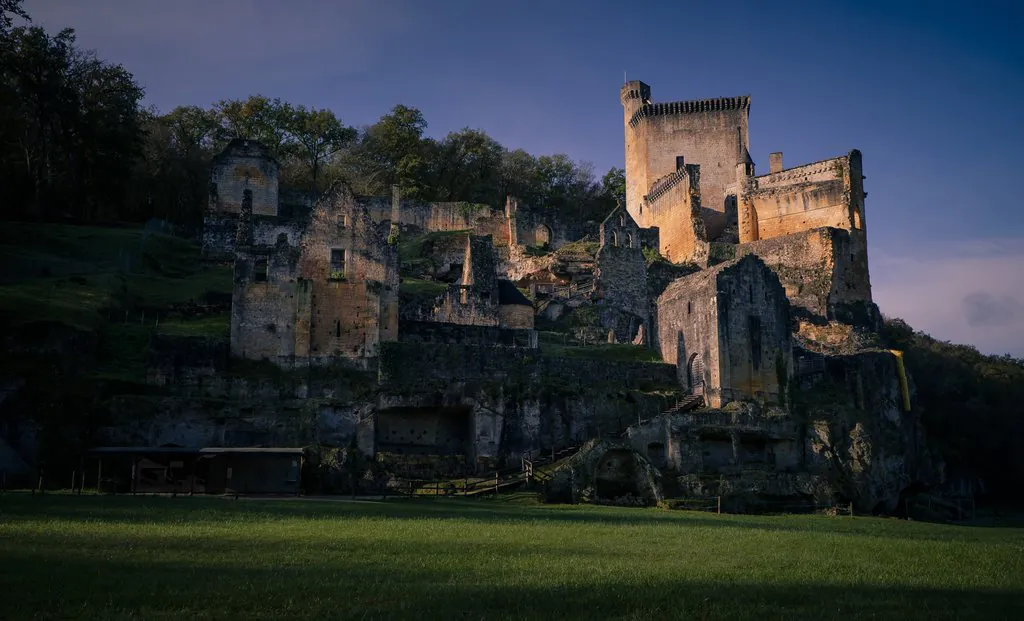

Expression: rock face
xmin=545 ymin=439 xmax=663 ymax=507
xmin=800 ymin=350 xmax=939 ymax=513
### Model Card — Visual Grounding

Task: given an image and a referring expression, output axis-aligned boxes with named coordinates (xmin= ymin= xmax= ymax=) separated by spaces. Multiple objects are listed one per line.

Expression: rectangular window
xmin=329 ymin=249 xmax=346 ymax=281
xmin=253 ymin=257 xmax=268 ymax=282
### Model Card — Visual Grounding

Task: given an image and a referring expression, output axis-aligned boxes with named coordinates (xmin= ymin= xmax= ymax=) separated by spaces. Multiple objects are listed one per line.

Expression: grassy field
xmin=0 ymin=495 xmax=1021 ymax=620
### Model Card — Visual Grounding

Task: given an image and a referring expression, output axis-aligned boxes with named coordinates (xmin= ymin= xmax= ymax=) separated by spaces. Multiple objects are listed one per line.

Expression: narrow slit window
xmin=335 ymin=320 xmax=341 ymax=338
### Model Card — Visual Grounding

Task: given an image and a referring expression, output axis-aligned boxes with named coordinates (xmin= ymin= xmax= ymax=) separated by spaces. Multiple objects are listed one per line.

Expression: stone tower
xmin=621 ymin=81 xmax=751 ymax=239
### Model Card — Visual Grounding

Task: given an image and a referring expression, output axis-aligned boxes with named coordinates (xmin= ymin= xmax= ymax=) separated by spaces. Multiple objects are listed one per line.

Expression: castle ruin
xmin=112 ymin=81 xmax=932 ymax=511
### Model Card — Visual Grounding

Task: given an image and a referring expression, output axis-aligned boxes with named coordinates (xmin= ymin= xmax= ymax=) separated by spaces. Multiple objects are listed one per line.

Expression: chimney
xmin=769 ymin=152 xmax=783 ymax=174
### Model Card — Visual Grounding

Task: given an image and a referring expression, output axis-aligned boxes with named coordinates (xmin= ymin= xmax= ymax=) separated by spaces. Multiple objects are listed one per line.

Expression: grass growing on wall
xmin=0 ymin=495 xmax=1021 ymax=620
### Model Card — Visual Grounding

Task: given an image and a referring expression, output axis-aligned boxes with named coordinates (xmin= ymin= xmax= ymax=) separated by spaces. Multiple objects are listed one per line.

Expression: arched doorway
xmin=687 ymin=353 xmax=705 ymax=396
xmin=534 ymin=225 xmax=551 ymax=246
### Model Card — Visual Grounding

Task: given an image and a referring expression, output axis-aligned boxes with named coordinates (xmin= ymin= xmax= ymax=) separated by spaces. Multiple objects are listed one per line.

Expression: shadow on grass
xmin=0 ymin=547 xmax=1019 ymax=621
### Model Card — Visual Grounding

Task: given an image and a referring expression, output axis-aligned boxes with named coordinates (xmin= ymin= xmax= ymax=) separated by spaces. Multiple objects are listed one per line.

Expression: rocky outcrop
xmin=800 ymin=349 xmax=940 ymax=513
xmin=545 ymin=439 xmax=663 ymax=506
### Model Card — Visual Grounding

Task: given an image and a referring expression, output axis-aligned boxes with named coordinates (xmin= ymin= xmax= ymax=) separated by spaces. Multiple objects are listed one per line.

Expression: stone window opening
xmin=619 ymin=213 xmax=625 ymax=226
xmin=338 ymin=213 xmax=349 ymax=228
xmin=253 ymin=257 xmax=268 ymax=283
xmin=611 ymin=231 xmax=618 ymax=247
xmin=687 ymin=301 xmax=692 ymax=315
xmin=459 ymin=287 xmax=469 ymax=305
xmin=749 ymin=316 xmax=762 ymax=371
xmin=626 ymin=233 xmax=633 ymax=248
xmin=334 ymin=320 xmax=341 ymax=338
xmin=329 ymin=249 xmax=346 ymax=281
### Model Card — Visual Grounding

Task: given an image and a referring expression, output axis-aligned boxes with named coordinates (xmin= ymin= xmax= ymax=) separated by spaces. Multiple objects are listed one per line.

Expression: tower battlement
xmin=628 ymin=96 xmax=751 ymax=128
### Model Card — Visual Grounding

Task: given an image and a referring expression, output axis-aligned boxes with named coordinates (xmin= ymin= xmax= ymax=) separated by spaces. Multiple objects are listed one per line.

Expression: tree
xmin=601 ymin=167 xmax=625 ymax=206
xmin=213 ymin=95 xmax=288 ymax=155
xmin=0 ymin=25 xmax=143 ymax=221
xmin=282 ymin=105 xmax=356 ymax=194
xmin=430 ymin=128 xmax=503 ymax=203
xmin=0 ymin=0 xmax=28 ymax=32
xmin=348 ymin=104 xmax=430 ymax=195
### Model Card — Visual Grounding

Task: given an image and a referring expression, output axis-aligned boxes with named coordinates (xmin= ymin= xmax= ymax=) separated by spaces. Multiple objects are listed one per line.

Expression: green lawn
xmin=0 ymin=496 xmax=1021 ymax=620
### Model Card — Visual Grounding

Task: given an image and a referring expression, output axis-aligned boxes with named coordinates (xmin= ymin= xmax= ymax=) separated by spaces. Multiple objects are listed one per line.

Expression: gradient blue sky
xmin=28 ymin=0 xmax=1024 ymax=355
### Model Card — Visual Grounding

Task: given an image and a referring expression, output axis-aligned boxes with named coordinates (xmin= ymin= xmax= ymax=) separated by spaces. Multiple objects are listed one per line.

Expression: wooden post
xmin=97 ymin=459 xmax=102 ymax=494
xmin=131 ymin=458 xmax=137 ymax=495
xmin=717 ymin=496 xmax=721 ymax=515
xmin=849 ymin=501 xmax=854 ymax=517
xmin=494 ymin=471 xmax=499 ymax=495
xmin=464 ymin=478 xmax=468 ymax=496
xmin=71 ymin=470 xmax=76 ymax=493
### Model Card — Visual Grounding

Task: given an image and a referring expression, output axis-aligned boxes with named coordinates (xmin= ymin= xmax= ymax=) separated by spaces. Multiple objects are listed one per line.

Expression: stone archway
xmin=594 ymin=449 xmax=646 ymax=502
xmin=687 ymin=353 xmax=705 ymax=396
xmin=534 ymin=224 xmax=551 ymax=246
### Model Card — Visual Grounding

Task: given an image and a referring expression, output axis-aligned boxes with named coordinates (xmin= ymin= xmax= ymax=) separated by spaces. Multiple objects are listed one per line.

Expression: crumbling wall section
xmin=713 ymin=255 xmax=793 ymax=405
xmin=736 ymin=227 xmax=873 ymax=326
xmin=641 ymin=164 xmax=709 ymax=264
xmin=230 ymin=238 xmax=302 ymax=361
xmin=209 ymin=140 xmax=279 ymax=216
xmin=596 ymin=205 xmax=648 ymax=342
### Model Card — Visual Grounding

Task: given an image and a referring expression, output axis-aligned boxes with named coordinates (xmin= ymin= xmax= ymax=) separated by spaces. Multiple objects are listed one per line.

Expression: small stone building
xmin=594 ymin=203 xmax=649 ymax=343
xmin=656 ymin=254 xmax=792 ymax=407
xmin=231 ymin=183 xmax=399 ymax=366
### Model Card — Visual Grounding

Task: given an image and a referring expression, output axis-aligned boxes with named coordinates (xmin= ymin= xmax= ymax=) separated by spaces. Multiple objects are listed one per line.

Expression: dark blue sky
xmin=29 ymin=0 xmax=1024 ymax=355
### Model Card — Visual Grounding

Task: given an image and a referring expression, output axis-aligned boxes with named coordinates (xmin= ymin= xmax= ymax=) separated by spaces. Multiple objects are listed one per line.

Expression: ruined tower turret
xmin=620 ymin=80 xmax=651 ymax=226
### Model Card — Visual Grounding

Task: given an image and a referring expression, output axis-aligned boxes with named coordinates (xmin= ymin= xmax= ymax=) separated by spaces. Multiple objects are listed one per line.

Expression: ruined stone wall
xmin=640 ymin=165 xmax=709 ymax=264
xmin=434 ymin=286 xmax=500 ymax=327
xmin=656 ymin=267 xmax=722 ymax=397
xmin=625 ymin=89 xmax=751 ymax=239
xmin=498 ymin=304 xmax=534 ymax=330
xmin=379 ymin=342 xmax=677 ymax=392
xmin=713 ymin=256 xmax=792 ymax=405
xmin=360 ymin=197 xmax=511 ymax=244
xmin=737 ymin=227 xmax=872 ymax=323
xmin=230 ymin=242 xmax=302 ymax=360
xmin=399 ymin=320 xmax=535 ymax=347
xmin=209 ymin=140 xmax=279 ymax=216
xmin=657 ymin=255 xmax=791 ymax=406
xmin=740 ymin=151 xmax=865 ymax=243
xmin=596 ymin=206 xmax=648 ymax=342
xmin=231 ymin=184 xmax=398 ymax=365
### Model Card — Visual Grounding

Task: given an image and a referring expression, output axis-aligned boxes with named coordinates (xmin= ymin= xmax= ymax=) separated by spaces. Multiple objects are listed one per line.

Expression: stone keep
xmin=622 ymin=81 xmax=751 ymax=246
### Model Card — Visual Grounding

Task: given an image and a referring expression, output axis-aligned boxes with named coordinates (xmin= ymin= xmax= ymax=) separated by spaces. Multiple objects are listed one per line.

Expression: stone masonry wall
xmin=623 ymin=84 xmax=751 ymax=240
xmin=640 ymin=165 xmax=709 ymax=264
xmin=740 ymin=151 xmax=865 ymax=243
xmin=596 ymin=205 xmax=648 ymax=342
xmin=379 ymin=342 xmax=678 ymax=392
xmin=714 ymin=255 xmax=792 ymax=405
xmin=736 ymin=227 xmax=872 ymax=323
xmin=209 ymin=140 xmax=279 ymax=217
xmin=657 ymin=255 xmax=791 ymax=407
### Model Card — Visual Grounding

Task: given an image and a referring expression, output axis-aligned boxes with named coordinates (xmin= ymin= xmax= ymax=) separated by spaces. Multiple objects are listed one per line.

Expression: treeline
xmin=0 ymin=2 xmax=624 ymax=230
xmin=882 ymin=318 xmax=1024 ymax=500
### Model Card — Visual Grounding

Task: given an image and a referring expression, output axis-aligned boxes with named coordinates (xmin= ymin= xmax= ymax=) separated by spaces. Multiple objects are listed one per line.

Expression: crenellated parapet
xmin=629 ymin=96 xmax=751 ymax=128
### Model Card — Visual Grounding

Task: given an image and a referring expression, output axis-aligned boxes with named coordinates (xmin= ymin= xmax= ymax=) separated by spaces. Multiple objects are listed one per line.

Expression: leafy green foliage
xmin=881 ymin=317 xmax=1024 ymax=498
